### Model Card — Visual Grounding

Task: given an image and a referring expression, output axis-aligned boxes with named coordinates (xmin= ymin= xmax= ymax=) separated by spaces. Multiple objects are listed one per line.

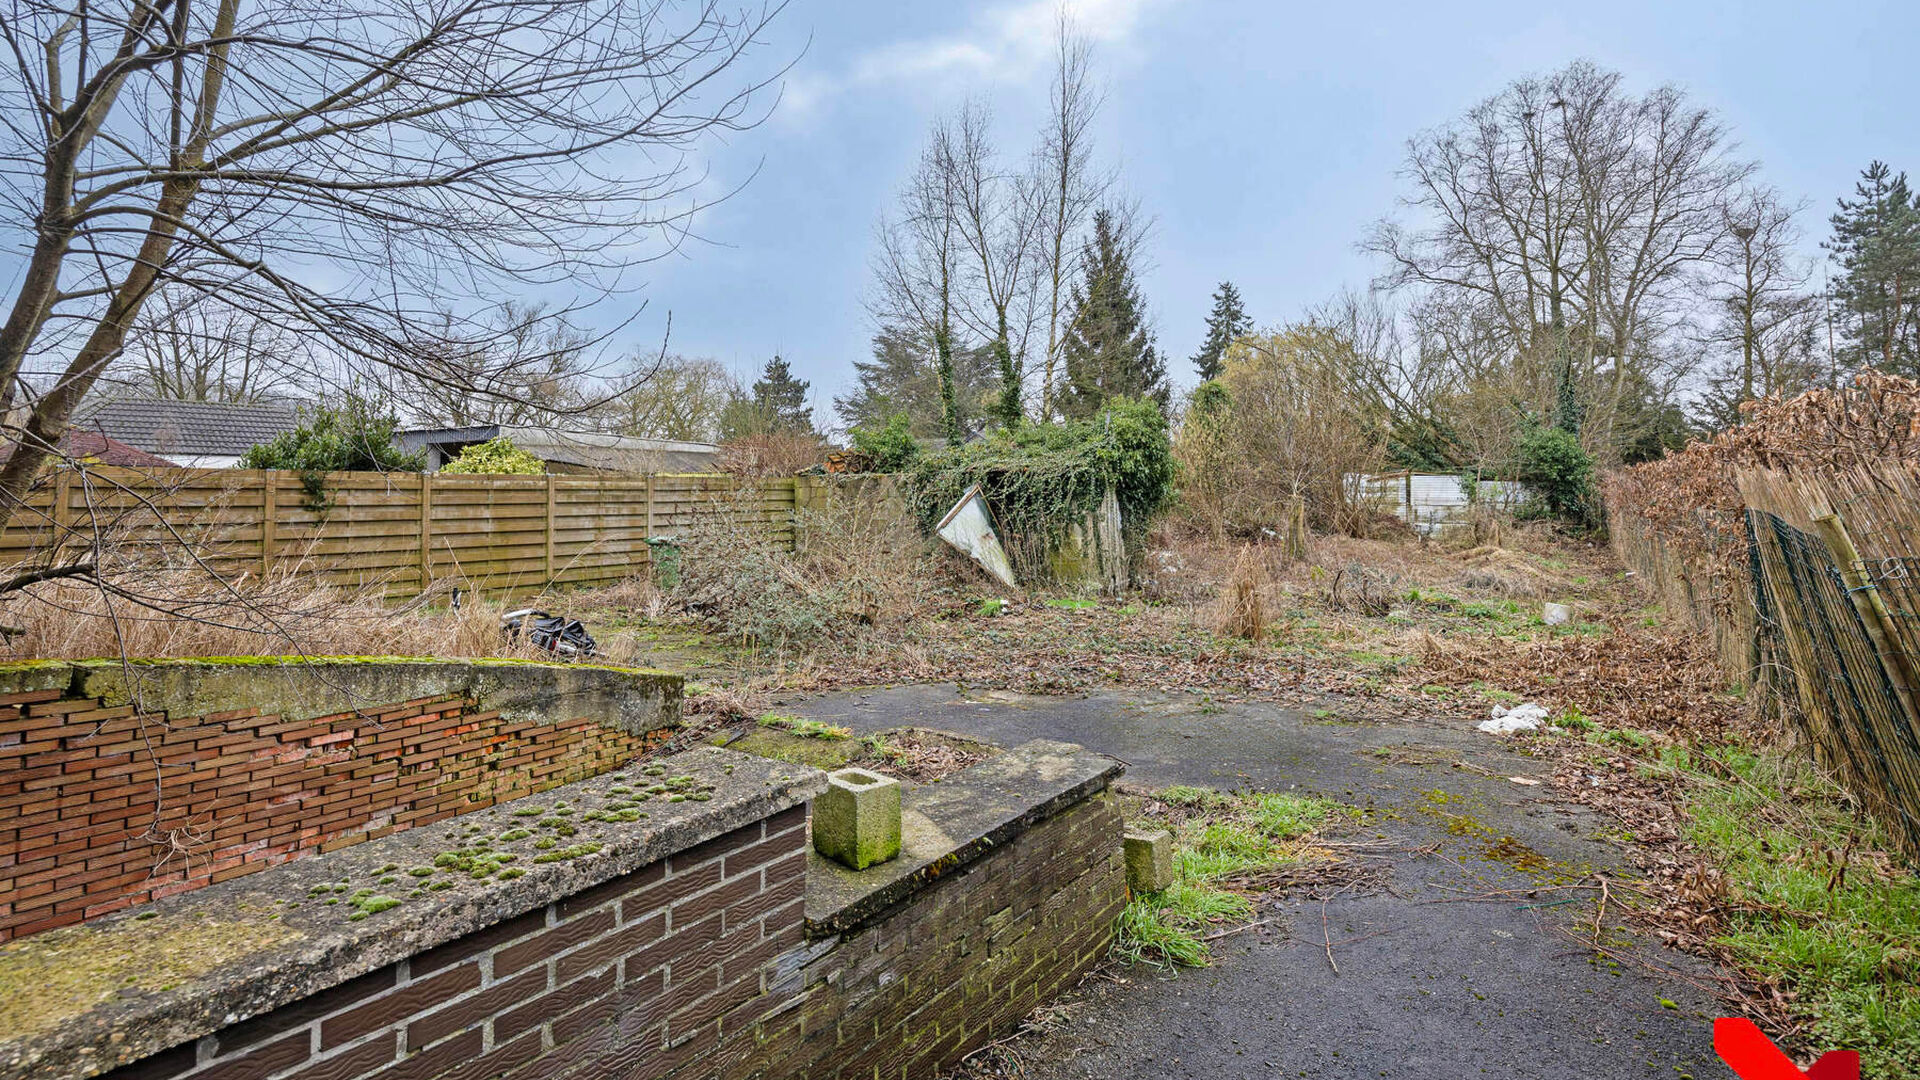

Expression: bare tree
xmin=1696 ymin=187 xmax=1823 ymax=427
xmin=595 ymin=355 xmax=738 ymax=442
xmin=1367 ymin=61 xmax=1751 ymax=464
xmin=1034 ymin=13 xmax=1108 ymax=420
xmin=0 ymin=0 xmax=784 ymax=529
xmin=122 ymin=291 xmax=306 ymax=403
xmin=950 ymin=102 xmax=1044 ymax=428
xmin=870 ymin=119 xmax=965 ymax=445
xmin=383 ymin=302 xmax=600 ymax=427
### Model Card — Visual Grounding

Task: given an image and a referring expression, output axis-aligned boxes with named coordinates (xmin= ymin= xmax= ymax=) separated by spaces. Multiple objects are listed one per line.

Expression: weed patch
xmin=756 ymin=714 xmax=851 ymax=740
xmin=1678 ymin=748 xmax=1920 ymax=1074
xmin=1114 ymin=786 xmax=1344 ymax=971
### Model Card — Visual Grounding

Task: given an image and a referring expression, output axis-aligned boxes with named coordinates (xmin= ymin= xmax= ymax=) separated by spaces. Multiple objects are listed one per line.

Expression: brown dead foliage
xmin=1421 ymin=625 xmax=1748 ymax=739
xmin=866 ymin=728 xmax=995 ymax=783
xmin=1210 ymin=547 xmax=1267 ymax=641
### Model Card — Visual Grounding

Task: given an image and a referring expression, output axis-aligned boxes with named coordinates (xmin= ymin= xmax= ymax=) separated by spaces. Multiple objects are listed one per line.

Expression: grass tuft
xmin=1114 ymin=786 xmax=1344 ymax=972
xmin=756 ymin=714 xmax=851 ymax=740
xmin=1677 ymin=747 xmax=1920 ymax=1074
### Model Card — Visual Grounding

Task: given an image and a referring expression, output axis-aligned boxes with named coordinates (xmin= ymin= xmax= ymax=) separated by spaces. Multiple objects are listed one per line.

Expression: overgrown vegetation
xmin=438 ymin=437 xmax=545 ymax=475
xmin=1660 ymin=746 xmax=1920 ymax=1074
xmin=238 ymin=404 xmax=423 ymax=510
xmin=1512 ymin=419 xmax=1597 ymax=526
xmin=1113 ymin=787 xmax=1340 ymax=970
xmin=905 ymin=397 xmax=1175 ymax=576
xmin=674 ymin=482 xmax=931 ymax=649
xmin=848 ymin=414 xmax=922 ymax=473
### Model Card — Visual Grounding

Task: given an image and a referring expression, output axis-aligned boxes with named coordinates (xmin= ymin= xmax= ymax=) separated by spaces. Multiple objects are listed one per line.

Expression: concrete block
xmin=813 ymin=767 xmax=902 ymax=870
xmin=1123 ymin=828 xmax=1174 ymax=894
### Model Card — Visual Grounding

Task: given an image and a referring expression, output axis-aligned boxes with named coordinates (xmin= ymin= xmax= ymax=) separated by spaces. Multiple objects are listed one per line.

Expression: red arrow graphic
xmin=1713 ymin=1018 xmax=1859 ymax=1080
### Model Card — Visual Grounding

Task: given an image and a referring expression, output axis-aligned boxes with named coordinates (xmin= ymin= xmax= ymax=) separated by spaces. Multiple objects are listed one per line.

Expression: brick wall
xmin=732 ymin=790 xmax=1127 ymax=1080
xmin=0 ymin=685 xmax=657 ymax=942
xmin=90 ymin=790 xmax=1123 ymax=1080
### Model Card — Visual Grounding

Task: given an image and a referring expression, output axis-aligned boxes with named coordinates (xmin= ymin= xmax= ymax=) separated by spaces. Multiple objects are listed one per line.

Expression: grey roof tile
xmin=71 ymin=398 xmax=300 ymax=457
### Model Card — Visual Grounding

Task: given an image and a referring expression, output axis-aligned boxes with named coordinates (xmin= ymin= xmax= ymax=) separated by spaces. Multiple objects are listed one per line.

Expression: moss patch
xmin=0 ymin=914 xmax=302 ymax=1041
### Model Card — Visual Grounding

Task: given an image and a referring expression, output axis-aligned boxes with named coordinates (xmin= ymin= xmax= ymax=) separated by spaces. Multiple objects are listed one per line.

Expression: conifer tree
xmin=1059 ymin=209 xmax=1168 ymax=417
xmin=720 ymin=355 xmax=814 ymax=438
xmin=1191 ymin=281 xmax=1252 ymax=382
xmin=834 ymin=326 xmax=997 ymax=438
xmin=1827 ymin=161 xmax=1920 ymax=375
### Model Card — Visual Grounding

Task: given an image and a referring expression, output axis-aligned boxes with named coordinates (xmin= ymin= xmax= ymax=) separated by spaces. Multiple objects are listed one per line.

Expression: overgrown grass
xmin=1112 ymin=881 xmax=1253 ymax=969
xmin=756 ymin=714 xmax=851 ymax=740
xmin=1114 ymin=787 xmax=1342 ymax=971
xmin=1675 ymin=746 xmax=1920 ymax=1074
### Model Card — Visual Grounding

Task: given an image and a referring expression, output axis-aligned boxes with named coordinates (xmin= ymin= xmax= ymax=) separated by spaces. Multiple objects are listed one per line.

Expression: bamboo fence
xmin=1610 ymin=463 xmax=1920 ymax=855
xmin=0 ymin=466 xmax=820 ymax=600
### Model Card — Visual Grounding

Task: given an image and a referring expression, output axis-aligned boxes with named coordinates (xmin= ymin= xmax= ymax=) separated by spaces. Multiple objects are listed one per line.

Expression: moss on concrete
xmin=0 ymin=656 xmax=682 ymax=737
xmin=728 ymin=728 xmax=867 ymax=770
xmin=0 ymin=915 xmax=302 ymax=1042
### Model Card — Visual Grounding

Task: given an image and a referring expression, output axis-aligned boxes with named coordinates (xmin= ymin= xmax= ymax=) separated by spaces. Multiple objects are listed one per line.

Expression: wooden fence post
xmin=419 ymin=473 xmax=434 ymax=594
xmin=51 ymin=470 xmax=71 ymax=555
xmin=545 ymin=473 xmax=557 ymax=585
xmin=260 ymin=473 xmax=277 ymax=580
xmin=1815 ymin=511 xmax=1920 ymax=728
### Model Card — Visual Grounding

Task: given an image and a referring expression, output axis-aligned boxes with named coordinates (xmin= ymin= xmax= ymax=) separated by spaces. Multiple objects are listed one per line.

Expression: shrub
xmin=717 ymin=431 xmax=824 ymax=477
xmin=240 ymin=404 xmax=420 ymax=474
xmin=1513 ymin=420 xmax=1596 ymax=525
xmin=438 ymin=437 xmax=545 ymax=475
xmin=848 ymin=413 xmax=920 ymax=473
xmin=239 ymin=404 xmax=423 ymax=510
xmin=673 ymin=481 xmax=930 ymax=649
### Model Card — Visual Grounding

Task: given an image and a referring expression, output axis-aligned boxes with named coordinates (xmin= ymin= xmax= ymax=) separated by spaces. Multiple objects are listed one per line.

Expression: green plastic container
xmin=644 ymin=536 xmax=682 ymax=588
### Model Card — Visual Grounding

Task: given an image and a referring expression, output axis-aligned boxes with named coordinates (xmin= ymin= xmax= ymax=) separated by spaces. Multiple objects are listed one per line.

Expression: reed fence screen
xmin=1610 ymin=461 xmax=1920 ymax=856
xmin=1 ymin=466 xmax=818 ymax=600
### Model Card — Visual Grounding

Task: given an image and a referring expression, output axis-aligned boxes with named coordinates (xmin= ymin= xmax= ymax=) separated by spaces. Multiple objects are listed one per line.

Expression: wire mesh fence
xmin=1747 ymin=510 xmax=1920 ymax=855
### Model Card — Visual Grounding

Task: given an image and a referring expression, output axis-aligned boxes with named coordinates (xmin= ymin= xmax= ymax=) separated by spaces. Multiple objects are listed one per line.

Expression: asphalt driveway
xmin=776 ymin=684 xmax=1735 ymax=1080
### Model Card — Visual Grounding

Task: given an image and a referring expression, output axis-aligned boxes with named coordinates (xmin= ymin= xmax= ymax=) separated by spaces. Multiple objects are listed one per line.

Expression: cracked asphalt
xmin=777 ymin=684 xmax=1736 ymax=1080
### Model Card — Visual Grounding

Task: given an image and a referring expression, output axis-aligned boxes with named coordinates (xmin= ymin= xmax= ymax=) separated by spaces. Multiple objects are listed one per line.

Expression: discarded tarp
xmin=936 ymin=483 xmax=1018 ymax=589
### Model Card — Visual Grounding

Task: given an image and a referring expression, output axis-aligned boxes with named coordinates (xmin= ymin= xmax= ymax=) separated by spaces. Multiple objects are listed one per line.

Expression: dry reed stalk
xmin=1211 ymin=547 xmax=1267 ymax=642
xmin=0 ymin=566 xmax=557 ymax=662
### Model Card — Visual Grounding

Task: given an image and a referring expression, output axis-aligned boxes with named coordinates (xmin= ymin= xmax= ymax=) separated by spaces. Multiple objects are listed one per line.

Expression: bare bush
xmin=674 ymin=483 xmax=933 ymax=651
xmin=717 ymin=433 xmax=826 ymax=477
xmin=1186 ymin=325 xmax=1390 ymax=538
xmin=794 ymin=479 xmax=934 ymax=626
xmin=1209 ymin=547 xmax=1267 ymax=642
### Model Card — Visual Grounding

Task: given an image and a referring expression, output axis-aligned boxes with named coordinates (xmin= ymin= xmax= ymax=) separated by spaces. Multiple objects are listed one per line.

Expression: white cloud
xmin=778 ymin=0 xmax=1168 ymax=123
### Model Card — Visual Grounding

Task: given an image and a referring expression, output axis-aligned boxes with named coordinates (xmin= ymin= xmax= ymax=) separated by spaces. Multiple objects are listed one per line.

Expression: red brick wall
xmin=0 ymin=685 xmax=655 ymax=942
xmin=92 ymin=791 xmax=1123 ymax=1080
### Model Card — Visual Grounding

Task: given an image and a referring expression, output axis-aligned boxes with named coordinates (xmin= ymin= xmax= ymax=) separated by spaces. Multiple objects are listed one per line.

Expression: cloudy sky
xmin=616 ymin=0 xmax=1919 ymax=428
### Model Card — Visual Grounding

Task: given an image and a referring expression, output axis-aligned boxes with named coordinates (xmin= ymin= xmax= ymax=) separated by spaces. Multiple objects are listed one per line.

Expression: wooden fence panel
xmin=1 ymin=465 xmax=802 ymax=601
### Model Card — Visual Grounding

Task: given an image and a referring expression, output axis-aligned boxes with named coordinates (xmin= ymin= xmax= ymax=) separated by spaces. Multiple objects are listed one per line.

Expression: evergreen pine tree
xmin=719 ymin=355 xmax=814 ymax=439
xmin=1191 ymin=281 xmax=1252 ymax=382
xmin=1826 ymin=161 xmax=1920 ymax=375
xmin=833 ymin=326 xmax=996 ymax=439
xmin=1059 ymin=209 xmax=1169 ymax=417
xmin=751 ymin=355 xmax=813 ymax=432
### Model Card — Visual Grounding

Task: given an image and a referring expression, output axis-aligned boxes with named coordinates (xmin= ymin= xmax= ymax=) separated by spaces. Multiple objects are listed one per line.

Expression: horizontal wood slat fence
xmin=2 ymin=466 xmax=819 ymax=600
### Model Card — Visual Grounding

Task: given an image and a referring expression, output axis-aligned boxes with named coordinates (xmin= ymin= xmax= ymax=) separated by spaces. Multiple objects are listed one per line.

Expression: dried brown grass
xmin=1210 ymin=547 xmax=1267 ymax=642
xmin=716 ymin=432 xmax=825 ymax=477
xmin=0 ymin=569 xmax=644 ymax=664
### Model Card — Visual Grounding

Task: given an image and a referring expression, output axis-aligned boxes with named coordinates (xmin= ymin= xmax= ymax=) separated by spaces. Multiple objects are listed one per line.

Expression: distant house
xmin=397 ymin=425 xmax=719 ymax=474
xmin=71 ymin=398 xmax=300 ymax=468
xmin=0 ymin=431 xmax=176 ymax=471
